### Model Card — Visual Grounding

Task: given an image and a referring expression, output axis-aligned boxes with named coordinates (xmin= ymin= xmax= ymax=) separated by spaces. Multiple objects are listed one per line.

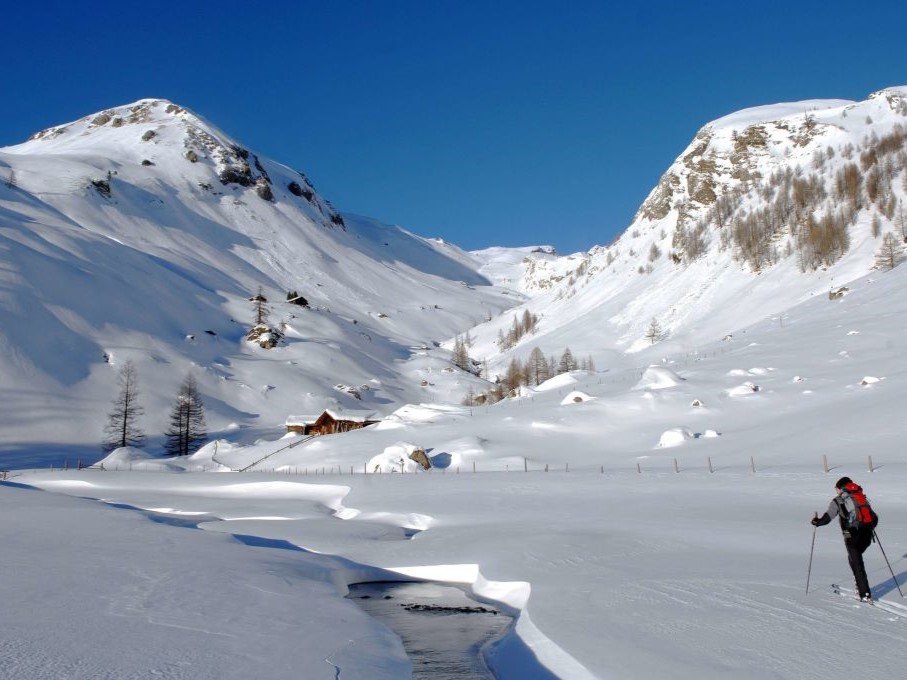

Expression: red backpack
xmin=838 ymin=482 xmax=879 ymax=531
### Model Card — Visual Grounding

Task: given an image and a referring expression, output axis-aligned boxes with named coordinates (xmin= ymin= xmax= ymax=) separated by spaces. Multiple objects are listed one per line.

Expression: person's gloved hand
xmin=811 ymin=517 xmax=821 ymax=526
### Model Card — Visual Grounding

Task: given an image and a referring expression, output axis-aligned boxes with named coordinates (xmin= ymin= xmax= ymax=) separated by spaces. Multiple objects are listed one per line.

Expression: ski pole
xmin=873 ymin=529 xmax=904 ymax=598
xmin=806 ymin=512 xmax=818 ymax=595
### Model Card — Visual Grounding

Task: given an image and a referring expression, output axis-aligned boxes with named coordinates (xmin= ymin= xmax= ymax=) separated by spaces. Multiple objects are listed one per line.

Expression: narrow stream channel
xmin=4 ymin=487 xmax=537 ymax=679
xmin=348 ymin=581 xmax=513 ymax=679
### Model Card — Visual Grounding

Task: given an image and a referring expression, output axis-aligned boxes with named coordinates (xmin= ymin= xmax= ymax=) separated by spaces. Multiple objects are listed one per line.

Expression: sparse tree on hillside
xmin=875 ymin=232 xmax=906 ymax=270
xmin=645 ymin=318 xmax=664 ymax=345
xmin=5 ymin=169 xmax=16 ymax=189
xmin=164 ymin=373 xmax=207 ymax=456
xmin=871 ymin=213 xmax=883 ymax=238
xmin=648 ymin=242 xmax=662 ymax=262
xmin=558 ymin=347 xmax=577 ymax=374
xmin=251 ymin=287 xmax=269 ymax=326
xmin=452 ymin=335 xmax=470 ymax=371
xmin=896 ymin=202 xmax=907 ymax=239
xmin=103 ymin=360 xmax=145 ymax=451
xmin=502 ymin=358 xmax=525 ymax=395
xmin=525 ymin=347 xmax=549 ymax=386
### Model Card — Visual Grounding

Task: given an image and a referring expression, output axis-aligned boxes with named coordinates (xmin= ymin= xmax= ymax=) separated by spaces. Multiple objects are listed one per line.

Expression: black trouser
xmin=845 ymin=528 xmax=873 ymax=598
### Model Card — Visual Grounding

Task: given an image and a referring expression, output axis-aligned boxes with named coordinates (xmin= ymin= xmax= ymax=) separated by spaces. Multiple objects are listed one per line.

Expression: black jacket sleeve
xmin=812 ymin=513 xmax=832 ymax=526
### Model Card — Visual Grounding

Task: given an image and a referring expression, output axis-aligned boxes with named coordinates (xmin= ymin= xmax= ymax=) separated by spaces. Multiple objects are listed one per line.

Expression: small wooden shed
xmin=286 ymin=409 xmax=380 ymax=436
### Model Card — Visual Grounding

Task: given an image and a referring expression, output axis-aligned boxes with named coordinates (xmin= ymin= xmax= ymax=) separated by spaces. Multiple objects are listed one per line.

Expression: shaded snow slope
xmin=0 ymin=100 xmax=519 ymax=460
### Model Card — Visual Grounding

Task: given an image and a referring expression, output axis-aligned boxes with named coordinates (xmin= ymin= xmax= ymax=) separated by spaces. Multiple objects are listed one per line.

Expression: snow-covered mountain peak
xmin=20 ymin=98 xmax=216 ymax=148
xmin=0 ymin=100 xmax=519 ymax=454
xmin=463 ymin=87 xmax=907 ymax=381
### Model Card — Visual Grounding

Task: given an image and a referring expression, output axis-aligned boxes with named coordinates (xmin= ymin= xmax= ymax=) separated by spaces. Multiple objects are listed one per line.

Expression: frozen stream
xmin=347 ymin=581 xmax=513 ymax=679
xmin=63 ymin=497 xmax=537 ymax=678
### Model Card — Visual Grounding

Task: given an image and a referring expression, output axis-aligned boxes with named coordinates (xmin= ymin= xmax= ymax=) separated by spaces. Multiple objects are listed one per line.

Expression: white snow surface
xmin=7 ymin=260 xmax=907 ymax=678
xmin=4 ymin=91 xmax=907 ymax=678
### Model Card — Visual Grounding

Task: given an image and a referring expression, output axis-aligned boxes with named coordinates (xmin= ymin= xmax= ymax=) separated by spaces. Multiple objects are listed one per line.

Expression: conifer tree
xmin=558 ymin=347 xmax=577 ymax=374
xmin=103 ymin=360 xmax=145 ymax=451
xmin=164 ymin=373 xmax=207 ymax=456
xmin=452 ymin=335 xmax=470 ymax=371
xmin=251 ymin=287 xmax=269 ymax=326
xmin=525 ymin=347 xmax=549 ymax=386
xmin=502 ymin=358 xmax=525 ymax=394
xmin=875 ymin=232 xmax=905 ymax=270
xmin=645 ymin=318 xmax=664 ymax=345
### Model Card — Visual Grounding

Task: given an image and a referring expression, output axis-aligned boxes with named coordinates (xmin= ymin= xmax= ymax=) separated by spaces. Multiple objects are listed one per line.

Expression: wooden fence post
xmin=822 ymin=455 xmax=829 ymax=473
xmin=868 ymin=455 xmax=874 ymax=472
xmin=750 ymin=456 xmax=756 ymax=474
xmin=708 ymin=457 xmax=713 ymax=474
xmin=524 ymin=458 xmax=528 ymax=472
xmin=637 ymin=463 xmax=641 ymax=474
xmin=674 ymin=458 xmax=679 ymax=473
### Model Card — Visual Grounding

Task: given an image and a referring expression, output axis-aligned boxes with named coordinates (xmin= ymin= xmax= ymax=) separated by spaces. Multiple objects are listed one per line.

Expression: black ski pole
xmin=873 ymin=529 xmax=904 ymax=598
xmin=806 ymin=512 xmax=818 ymax=595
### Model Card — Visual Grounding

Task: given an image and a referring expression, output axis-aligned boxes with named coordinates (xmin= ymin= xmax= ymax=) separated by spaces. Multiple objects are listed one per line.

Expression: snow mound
xmin=388 ymin=403 xmax=470 ymax=424
xmin=657 ymin=428 xmax=694 ymax=448
xmin=634 ymin=366 xmax=684 ymax=390
xmin=561 ymin=391 xmax=594 ymax=405
xmin=860 ymin=376 xmax=882 ymax=386
xmin=726 ymin=382 xmax=760 ymax=396
xmin=535 ymin=373 xmax=579 ymax=392
xmin=368 ymin=442 xmax=428 ymax=473
xmin=97 ymin=447 xmax=184 ymax=472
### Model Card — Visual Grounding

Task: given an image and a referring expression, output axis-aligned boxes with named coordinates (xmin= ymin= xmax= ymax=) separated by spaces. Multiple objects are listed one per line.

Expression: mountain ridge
xmin=0 ymin=98 xmax=518 ymax=459
xmin=463 ymin=87 xmax=907 ymax=385
xmin=3 ymin=89 xmax=907 ymax=461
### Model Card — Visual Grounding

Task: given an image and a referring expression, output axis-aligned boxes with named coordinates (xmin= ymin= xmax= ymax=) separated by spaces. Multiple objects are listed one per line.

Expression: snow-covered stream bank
xmin=8 ymin=464 xmax=907 ymax=678
xmin=1 ymin=475 xmax=565 ymax=678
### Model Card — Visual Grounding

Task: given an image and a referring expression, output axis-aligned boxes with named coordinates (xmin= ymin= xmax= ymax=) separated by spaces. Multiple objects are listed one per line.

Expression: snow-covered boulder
xmin=368 ymin=442 xmax=428 ymax=473
xmin=657 ymin=428 xmax=694 ymax=448
xmin=634 ymin=366 xmax=684 ymax=390
xmin=726 ymin=382 xmax=760 ymax=396
xmin=561 ymin=390 xmax=594 ymax=405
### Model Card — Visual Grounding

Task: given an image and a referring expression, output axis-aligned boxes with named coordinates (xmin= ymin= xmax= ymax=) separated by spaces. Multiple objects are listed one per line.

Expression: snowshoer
xmin=811 ymin=476 xmax=878 ymax=601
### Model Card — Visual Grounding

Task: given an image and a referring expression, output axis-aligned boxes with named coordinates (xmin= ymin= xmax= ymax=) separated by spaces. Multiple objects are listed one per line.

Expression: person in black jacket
xmin=811 ymin=476 xmax=876 ymax=601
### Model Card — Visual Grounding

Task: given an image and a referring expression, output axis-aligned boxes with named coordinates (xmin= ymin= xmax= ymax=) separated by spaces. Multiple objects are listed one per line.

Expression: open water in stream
xmin=348 ymin=581 xmax=513 ymax=679
xmin=2 ymin=491 xmax=528 ymax=679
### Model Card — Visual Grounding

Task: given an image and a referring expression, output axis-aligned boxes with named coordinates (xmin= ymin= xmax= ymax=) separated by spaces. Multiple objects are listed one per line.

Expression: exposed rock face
xmin=246 ymin=324 xmax=281 ymax=349
xmin=626 ymin=87 xmax=907 ymax=274
xmin=408 ymin=448 xmax=431 ymax=470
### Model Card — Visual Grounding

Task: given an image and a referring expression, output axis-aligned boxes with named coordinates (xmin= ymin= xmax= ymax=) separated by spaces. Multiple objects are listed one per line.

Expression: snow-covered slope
xmin=0 ymin=99 xmax=518 ymax=460
xmin=466 ymin=87 xmax=907 ymax=380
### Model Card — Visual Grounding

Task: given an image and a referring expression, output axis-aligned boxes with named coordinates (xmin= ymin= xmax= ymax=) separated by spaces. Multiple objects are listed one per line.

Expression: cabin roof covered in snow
xmin=286 ymin=409 xmax=380 ymax=426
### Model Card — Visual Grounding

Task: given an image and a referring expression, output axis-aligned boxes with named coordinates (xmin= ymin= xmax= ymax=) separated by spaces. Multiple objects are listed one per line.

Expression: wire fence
xmin=6 ymin=452 xmax=884 ymax=479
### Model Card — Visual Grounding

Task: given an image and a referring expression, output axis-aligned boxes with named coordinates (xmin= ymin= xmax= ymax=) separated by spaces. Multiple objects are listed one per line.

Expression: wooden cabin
xmin=286 ymin=409 xmax=380 ymax=436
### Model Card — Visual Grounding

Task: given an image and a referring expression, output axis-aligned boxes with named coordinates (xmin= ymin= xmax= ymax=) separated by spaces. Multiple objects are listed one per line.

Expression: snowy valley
xmin=2 ymin=89 xmax=907 ymax=678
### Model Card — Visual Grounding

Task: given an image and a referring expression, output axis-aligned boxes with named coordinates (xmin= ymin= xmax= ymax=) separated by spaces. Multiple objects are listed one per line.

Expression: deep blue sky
xmin=3 ymin=1 xmax=905 ymax=254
